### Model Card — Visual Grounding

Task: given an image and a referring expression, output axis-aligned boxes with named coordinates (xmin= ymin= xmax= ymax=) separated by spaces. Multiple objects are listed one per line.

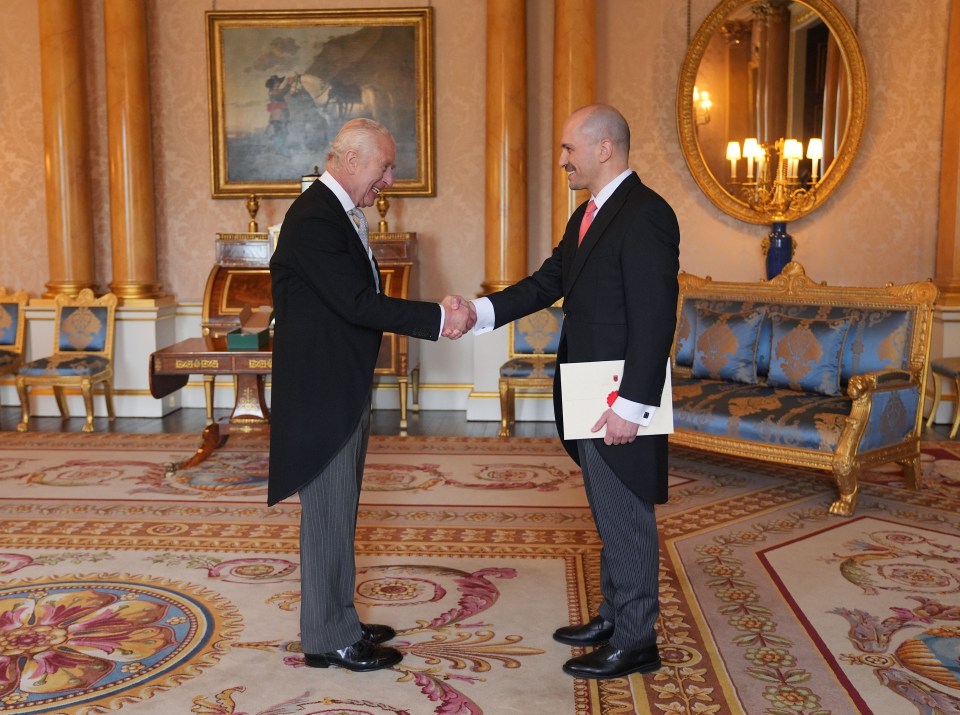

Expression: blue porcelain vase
xmin=766 ymin=222 xmax=793 ymax=279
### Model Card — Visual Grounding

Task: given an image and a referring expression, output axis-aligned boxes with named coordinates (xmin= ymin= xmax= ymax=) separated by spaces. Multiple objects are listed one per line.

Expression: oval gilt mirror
xmin=677 ymin=0 xmax=867 ymax=224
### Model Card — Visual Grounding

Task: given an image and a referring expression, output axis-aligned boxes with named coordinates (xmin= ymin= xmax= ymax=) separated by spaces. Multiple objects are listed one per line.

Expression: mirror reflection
xmin=697 ymin=2 xmax=844 ymax=196
xmin=678 ymin=0 xmax=866 ymax=224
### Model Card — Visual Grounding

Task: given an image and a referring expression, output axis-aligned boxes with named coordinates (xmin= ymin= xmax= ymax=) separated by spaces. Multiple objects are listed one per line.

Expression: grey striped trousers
xmin=577 ymin=439 xmax=660 ymax=650
xmin=297 ymin=403 xmax=371 ymax=653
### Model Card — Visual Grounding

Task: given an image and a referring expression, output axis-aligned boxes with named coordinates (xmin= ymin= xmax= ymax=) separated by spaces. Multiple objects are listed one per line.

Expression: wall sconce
xmin=693 ymin=86 xmax=712 ymax=126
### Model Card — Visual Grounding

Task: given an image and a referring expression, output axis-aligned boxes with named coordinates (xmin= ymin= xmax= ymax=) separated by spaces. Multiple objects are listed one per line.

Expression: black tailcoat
xmin=268 ymin=181 xmax=440 ymax=505
xmin=487 ymin=173 xmax=680 ymax=503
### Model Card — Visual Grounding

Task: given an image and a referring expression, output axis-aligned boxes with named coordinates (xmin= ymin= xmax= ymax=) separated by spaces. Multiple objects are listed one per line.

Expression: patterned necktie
xmin=348 ymin=207 xmax=380 ymax=292
xmin=578 ymin=199 xmax=597 ymax=245
xmin=348 ymin=207 xmax=369 ymax=251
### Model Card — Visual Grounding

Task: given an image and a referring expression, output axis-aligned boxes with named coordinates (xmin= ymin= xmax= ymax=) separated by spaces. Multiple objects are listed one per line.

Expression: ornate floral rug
xmin=0 ymin=431 xmax=958 ymax=714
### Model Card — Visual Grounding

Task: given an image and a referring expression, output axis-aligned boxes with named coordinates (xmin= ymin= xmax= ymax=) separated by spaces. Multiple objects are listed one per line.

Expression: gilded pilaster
xmin=551 ymin=0 xmax=595 ymax=245
xmin=936 ymin=0 xmax=960 ymax=305
xmin=38 ymin=0 xmax=96 ymax=298
xmin=104 ymin=0 xmax=164 ymax=303
xmin=481 ymin=0 xmax=528 ymax=295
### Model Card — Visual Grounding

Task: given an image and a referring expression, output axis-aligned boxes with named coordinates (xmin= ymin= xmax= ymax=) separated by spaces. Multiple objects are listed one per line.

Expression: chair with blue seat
xmin=16 ymin=289 xmax=118 ymax=433
xmin=498 ymin=305 xmax=563 ymax=438
xmin=0 ymin=288 xmax=29 ymax=410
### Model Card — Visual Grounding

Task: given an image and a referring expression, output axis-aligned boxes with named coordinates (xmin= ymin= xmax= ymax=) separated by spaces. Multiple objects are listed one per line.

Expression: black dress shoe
xmin=361 ymin=623 xmax=396 ymax=644
xmin=304 ymin=639 xmax=402 ymax=671
xmin=562 ymin=644 xmax=661 ymax=679
xmin=553 ymin=615 xmax=615 ymax=646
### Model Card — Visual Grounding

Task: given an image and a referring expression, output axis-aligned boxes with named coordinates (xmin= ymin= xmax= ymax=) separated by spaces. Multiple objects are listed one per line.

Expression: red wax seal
xmin=607 ymin=390 xmax=618 ymax=407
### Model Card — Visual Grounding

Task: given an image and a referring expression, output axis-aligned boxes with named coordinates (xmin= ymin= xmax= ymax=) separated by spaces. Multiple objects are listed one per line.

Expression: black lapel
xmin=314 ymin=183 xmax=376 ymax=287
xmin=565 ymin=172 xmax=641 ymax=292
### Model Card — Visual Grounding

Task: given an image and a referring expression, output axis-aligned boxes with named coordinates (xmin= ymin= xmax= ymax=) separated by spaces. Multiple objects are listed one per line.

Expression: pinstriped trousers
xmin=297 ymin=403 xmax=371 ymax=653
xmin=577 ymin=439 xmax=660 ymax=650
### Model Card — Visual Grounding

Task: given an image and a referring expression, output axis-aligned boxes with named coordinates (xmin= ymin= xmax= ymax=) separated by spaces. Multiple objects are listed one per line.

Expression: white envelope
xmin=560 ymin=359 xmax=673 ymax=440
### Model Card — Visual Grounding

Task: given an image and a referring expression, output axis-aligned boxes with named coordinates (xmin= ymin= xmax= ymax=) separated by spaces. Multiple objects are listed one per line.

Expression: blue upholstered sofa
xmin=670 ymin=262 xmax=938 ymax=516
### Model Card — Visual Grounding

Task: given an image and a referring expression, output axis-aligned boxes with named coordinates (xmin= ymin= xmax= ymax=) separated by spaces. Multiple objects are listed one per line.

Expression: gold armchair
xmin=0 ymin=287 xmax=29 ymax=410
xmin=16 ymin=289 xmax=118 ymax=433
xmin=498 ymin=305 xmax=563 ymax=438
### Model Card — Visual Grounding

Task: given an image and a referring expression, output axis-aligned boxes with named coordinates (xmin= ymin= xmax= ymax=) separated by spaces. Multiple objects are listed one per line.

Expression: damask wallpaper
xmin=0 ymin=0 xmax=949 ymax=302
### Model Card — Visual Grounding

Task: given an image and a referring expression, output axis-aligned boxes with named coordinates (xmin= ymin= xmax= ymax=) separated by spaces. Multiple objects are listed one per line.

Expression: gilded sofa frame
xmin=670 ymin=262 xmax=938 ymax=516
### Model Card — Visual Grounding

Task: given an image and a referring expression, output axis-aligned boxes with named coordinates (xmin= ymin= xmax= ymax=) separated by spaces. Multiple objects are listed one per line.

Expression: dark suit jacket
xmin=267 ymin=180 xmax=441 ymax=506
xmin=487 ymin=172 xmax=679 ymax=503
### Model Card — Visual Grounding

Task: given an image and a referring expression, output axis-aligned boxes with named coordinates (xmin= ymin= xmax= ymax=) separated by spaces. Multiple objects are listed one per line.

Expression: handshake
xmin=440 ymin=295 xmax=477 ymax=340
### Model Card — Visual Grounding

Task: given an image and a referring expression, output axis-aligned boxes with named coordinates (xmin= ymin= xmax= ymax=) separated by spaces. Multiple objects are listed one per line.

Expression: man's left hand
xmin=591 ymin=409 xmax=639 ymax=446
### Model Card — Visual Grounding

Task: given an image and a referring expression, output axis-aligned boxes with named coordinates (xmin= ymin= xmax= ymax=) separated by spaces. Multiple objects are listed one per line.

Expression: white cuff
xmin=471 ymin=297 xmax=496 ymax=334
xmin=612 ymin=397 xmax=657 ymax=426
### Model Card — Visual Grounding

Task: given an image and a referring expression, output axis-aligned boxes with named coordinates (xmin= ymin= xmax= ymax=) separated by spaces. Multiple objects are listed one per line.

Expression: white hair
xmin=326 ymin=118 xmax=394 ymax=168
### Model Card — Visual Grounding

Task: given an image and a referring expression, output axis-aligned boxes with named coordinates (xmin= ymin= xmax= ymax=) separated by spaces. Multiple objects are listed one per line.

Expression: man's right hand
xmin=440 ymin=295 xmax=477 ymax=339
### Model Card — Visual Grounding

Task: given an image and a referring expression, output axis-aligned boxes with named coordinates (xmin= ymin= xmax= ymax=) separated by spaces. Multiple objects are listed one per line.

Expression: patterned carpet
xmin=0 ymin=430 xmax=958 ymax=714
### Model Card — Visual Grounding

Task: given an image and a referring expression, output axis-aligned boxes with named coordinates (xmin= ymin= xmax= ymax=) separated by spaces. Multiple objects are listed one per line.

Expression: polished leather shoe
xmin=553 ymin=615 xmax=615 ymax=646
xmin=562 ymin=644 xmax=661 ymax=679
xmin=361 ymin=623 xmax=396 ymax=644
xmin=304 ymin=639 xmax=402 ymax=671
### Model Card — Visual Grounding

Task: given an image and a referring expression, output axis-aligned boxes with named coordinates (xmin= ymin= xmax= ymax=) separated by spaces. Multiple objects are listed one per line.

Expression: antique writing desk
xmin=198 ymin=232 xmax=419 ymax=431
xmin=371 ymin=231 xmax=419 ymax=430
xmin=149 ymin=336 xmax=271 ymax=468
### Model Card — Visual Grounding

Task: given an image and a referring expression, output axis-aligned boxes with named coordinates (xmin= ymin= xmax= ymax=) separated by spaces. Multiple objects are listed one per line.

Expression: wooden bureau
xmin=198 ymin=232 xmax=419 ymax=432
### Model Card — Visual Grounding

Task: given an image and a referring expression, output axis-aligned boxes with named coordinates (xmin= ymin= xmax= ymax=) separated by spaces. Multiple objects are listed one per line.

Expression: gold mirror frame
xmin=677 ymin=0 xmax=867 ymax=224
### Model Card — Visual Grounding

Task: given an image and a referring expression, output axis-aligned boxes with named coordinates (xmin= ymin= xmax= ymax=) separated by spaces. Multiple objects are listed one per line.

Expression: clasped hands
xmin=440 ymin=295 xmax=477 ymax=339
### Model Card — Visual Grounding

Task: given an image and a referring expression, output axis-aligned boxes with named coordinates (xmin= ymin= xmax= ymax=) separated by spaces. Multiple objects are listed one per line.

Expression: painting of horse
xmin=208 ymin=9 xmax=434 ymax=197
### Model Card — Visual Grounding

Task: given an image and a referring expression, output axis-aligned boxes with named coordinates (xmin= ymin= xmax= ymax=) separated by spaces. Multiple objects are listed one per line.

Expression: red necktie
xmin=578 ymin=199 xmax=597 ymax=245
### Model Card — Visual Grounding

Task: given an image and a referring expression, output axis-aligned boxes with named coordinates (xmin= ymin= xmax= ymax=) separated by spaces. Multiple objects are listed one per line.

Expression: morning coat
xmin=487 ymin=172 xmax=680 ymax=503
xmin=268 ymin=180 xmax=441 ymax=506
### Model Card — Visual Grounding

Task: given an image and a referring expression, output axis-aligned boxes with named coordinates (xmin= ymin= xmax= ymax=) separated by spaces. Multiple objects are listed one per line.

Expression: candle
xmin=782 ymin=139 xmax=803 ymax=180
xmin=742 ymin=138 xmax=759 ymax=181
xmin=726 ymin=141 xmax=741 ymax=181
xmin=806 ymin=138 xmax=824 ymax=182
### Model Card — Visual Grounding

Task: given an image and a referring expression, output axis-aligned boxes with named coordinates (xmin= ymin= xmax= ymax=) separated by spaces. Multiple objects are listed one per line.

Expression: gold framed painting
xmin=206 ymin=8 xmax=435 ymax=198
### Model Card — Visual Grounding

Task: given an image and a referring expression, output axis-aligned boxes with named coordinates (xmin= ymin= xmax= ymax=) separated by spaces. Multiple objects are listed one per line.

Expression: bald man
xmin=471 ymin=104 xmax=679 ymax=679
